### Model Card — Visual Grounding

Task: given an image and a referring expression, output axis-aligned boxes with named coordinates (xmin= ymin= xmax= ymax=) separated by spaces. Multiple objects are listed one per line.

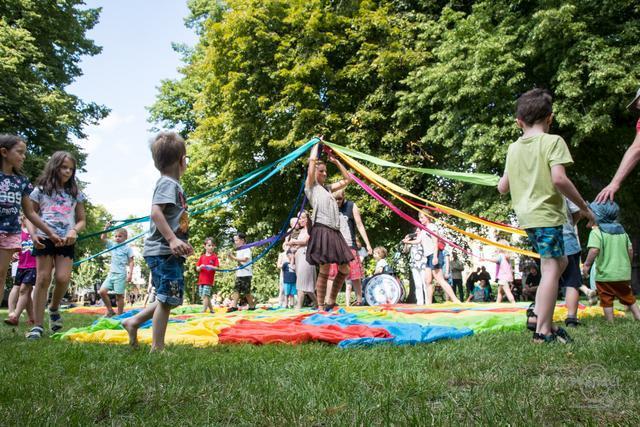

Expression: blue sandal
xmin=26 ymin=326 xmax=44 ymax=340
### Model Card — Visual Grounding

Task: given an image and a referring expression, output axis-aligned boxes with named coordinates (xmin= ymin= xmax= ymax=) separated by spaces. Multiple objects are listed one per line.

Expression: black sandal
xmin=324 ymin=303 xmax=338 ymax=312
xmin=553 ymin=327 xmax=573 ymax=344
xmin=532 ymin=332 xmax=556 ymax=344
xmin=564 ymin=317 xmax=580 ymax=328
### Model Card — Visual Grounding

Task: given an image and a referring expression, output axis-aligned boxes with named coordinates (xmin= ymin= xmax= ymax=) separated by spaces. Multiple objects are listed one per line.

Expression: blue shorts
xmin=525 ymin=226 xmax=565 ymax=259
xmin=427 ymin=252 xmax=446 ymax=270
xmin=284 ymin=282 xmax=297 ymax=296
xmin=145 ymin=255 xmax=185 ymax=307
xmin=101 ymin=273 xmax=127 ymax=295
xmin=199 ymin=285 xmax=213 ymax=298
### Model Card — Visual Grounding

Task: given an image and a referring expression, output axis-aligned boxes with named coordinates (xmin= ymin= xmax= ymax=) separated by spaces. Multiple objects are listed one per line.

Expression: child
xmin=227 ymin=232 xmax=256 ymax=312
xmin=196 ymin=237 xmax=219 ymax=312
xmin=498 ymin=88 xmax=595 ymax=343
xmin=121 ymin=132 xmax=193 ymax=350
xmin=582 ymin=202 xmax=640 ymax=321
xmin=373 ymin=246 xmax=389 ymax=275
xmin=492 ymin=240 xmax=517 ymax=304
xmin=4 ymin=216 xmax=36 ymax=326
xmin=466 ymin=279 xmax=489 ymax=303
xmin=0 ymin=135 xmax=61 ymax=322
xmin=561 ymin=197 xmax=597 ymax=327
xmin=27 ymin=151 xmax=86 ymax=339
xmin=281 ymin=250 xmax=297 ymax=308
xmin=98 ymin=222 xmax=134 ymax=317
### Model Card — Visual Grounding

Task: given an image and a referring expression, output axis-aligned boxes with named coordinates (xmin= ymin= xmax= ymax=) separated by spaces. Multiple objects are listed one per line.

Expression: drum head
xmin=364 ymin=274 xmax=403 ymax=306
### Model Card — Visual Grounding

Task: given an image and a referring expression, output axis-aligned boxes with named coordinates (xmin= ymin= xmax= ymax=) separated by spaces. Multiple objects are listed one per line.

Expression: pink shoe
xmin=4 ymin=316 xmax=19 ymax=326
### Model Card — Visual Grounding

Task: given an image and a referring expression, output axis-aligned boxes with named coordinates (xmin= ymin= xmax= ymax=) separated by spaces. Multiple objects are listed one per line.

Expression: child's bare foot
xmin=121 ymin=319 xmax=139 ymax=348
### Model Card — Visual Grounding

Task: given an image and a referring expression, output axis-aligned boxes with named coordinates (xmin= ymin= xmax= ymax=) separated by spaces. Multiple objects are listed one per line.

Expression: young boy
xmin=121 ymin=132 xmax=193 ymax=351
xmin=196 ymin=237 xmax=219 ymax=312
xmin=498 ymin=88 xmax=595 ymax=343
xmin=281 ymin=250 xmax=297 ymax=308
xmin=227 ymin=232 xmax=256 ymax=312
xmin=98 ymin=222 xmax=134 ymax=317
xmin=582 ymin=201 xmax=640 ymax=321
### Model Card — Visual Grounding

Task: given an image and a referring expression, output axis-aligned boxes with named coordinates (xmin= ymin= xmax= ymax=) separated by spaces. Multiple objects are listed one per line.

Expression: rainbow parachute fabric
xmin=55 ymin=303 xmax=614 ymax=348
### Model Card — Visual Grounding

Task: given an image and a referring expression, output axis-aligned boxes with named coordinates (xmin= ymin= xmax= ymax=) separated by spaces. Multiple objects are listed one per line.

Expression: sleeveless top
xmin=305 ymin=183 xmax=340 ymax=230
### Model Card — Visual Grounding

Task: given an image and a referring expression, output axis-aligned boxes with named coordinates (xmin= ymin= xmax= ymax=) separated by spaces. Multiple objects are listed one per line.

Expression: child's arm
xmin=21 ymin=198 xmax=62 ymax=246
xmin=497 ymin=172 xmax=510 ymax=194
xmin=328 ymin=152 xmax=352 ymax=192
xmin=64 ymin=202 xmax=86 ymax=246
xmin=581 ymin=248 xmax=600 ymax=277
xmin=100 ymin=221 xmax=112 ymax=242
xmin=550 ymin=165 xmax=595 ymax=227
xmin=150 ymin=204 xmax=193 ymax=257
xmin=466 ymin=294 xmax=473 ymax=303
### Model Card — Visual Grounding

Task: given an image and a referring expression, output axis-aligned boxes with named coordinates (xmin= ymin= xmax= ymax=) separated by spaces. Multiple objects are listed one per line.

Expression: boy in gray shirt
xmin=122 ymin=132 xmax=193 ymax=351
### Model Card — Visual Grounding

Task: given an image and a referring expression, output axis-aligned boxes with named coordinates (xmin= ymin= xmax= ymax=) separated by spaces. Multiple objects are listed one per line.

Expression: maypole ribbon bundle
xmin=324 ymin=141 xmax=524 ymax=237
xmin=327 ymin=144 xmax=538 ymax=258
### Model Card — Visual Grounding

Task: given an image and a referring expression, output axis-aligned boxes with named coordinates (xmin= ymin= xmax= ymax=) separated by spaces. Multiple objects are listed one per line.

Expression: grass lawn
xmin=1 ymin=309 xmax=639 ymax=425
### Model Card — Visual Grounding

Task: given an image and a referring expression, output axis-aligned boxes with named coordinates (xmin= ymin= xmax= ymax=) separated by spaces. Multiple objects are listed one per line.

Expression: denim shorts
xmin=427 ymin=252 xmax=446 ymax=270
xmin=525 ymin=226 xmax=564 ymax=259
xmin=145 ymin=255 xmax=185 ymax=307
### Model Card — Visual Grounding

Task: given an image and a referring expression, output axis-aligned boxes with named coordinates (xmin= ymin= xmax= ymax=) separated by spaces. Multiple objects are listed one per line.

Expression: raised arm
xmin=328 ymin=153 xmax=352 ymax=192
xmin=306 ymin=144 xmax=320 ymax=190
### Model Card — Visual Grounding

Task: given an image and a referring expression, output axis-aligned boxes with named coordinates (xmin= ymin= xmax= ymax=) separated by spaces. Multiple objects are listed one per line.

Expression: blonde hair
xmin=150 ymin=131 xmax=186 ymax=172
xmin=374 ymin=246 xmax=387 ymax=258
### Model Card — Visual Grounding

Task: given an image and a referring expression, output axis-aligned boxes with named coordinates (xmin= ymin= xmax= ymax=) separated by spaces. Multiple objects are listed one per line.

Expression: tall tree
xmin=0 ymin=0 xmax=108 ymax=177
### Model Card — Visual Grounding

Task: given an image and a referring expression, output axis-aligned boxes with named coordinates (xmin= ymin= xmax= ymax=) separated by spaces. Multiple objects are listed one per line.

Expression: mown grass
xmin=1 ymin=310 xmax=639 ymax=426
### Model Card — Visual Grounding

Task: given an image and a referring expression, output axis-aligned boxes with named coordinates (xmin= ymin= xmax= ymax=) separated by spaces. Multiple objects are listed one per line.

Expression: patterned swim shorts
xmin=525 ymin=226 xmax=564 ymax=259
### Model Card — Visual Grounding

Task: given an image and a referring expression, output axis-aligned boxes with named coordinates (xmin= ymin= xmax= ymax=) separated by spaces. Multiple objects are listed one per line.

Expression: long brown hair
xmin=0 ymin=134 xmax=26 ymax=175
xmin=36 ymin=151 xmax=79 ymax=197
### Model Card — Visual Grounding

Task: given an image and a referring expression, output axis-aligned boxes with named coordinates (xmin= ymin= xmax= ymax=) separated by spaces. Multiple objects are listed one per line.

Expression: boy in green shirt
xmin=498 ymin=88 xmax=595 ymax=343
xmin=582 ymin=201 xmax=640 ymax=321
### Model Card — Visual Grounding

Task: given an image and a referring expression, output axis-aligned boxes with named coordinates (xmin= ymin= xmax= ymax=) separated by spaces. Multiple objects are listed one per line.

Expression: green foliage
xmin=0 ymin=0 xmax=109 ymax=177
xmin=151 ymin=0 xmax=640 ymax=259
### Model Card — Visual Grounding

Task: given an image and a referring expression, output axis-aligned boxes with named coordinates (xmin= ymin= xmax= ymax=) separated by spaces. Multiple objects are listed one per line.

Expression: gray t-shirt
xmin=562 ymin=198 xmax=581 ymax=256
xmin=305 ymin=183 xmax=340 ymax=230
xmin=143 ymin=176 xmax=189 ymax=256
xmin=29 ymin=187 xmax=86 ymax=238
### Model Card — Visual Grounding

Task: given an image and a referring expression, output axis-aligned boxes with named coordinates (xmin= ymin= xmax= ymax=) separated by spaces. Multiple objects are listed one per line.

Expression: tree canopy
xmin=150 ymin=0 xmax=640 ymax=253
xmin=0 ymin=0 xmax=108 ymax=177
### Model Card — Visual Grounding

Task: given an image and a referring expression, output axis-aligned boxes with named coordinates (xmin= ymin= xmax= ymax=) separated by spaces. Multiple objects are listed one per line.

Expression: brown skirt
xmin=306 ymin=223 xmax=354 ymax=266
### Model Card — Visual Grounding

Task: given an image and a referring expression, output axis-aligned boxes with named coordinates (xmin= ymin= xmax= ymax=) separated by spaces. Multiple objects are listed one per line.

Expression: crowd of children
xmin=2 ymin=87 xmax=640 ymax=348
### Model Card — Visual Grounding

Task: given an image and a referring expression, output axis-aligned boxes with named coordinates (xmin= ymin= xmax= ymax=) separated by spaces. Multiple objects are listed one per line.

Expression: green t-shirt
xmin=504 ymin=133 xmax=573 ymax=229
xmin=587 ymin=228 xmax=632 ymax=282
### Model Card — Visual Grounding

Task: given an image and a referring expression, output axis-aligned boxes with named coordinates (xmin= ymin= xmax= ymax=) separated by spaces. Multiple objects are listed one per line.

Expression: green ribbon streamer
xmin=324 ymin=142 xmax=499 ymax=186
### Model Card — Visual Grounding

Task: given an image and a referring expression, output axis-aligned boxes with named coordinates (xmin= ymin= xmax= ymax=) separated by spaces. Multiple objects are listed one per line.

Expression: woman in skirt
xmin=305 ymin=143 xmax=354 ymax=310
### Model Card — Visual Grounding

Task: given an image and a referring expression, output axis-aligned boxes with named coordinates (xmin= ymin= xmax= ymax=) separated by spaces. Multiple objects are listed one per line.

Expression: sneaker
xmin=26 ymin=326 xmax=44 ymax=340
xmin=49 ymin=308 xmax=63 ymax=332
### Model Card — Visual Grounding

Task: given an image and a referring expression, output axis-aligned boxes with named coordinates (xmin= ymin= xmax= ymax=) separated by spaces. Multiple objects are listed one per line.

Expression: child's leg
xmin=626 ymin=304 xmax=640 ymax=320
xmin=50 ymin=255 xmax=73 ymax=311
xmin=115 ymin=294 xmax=125 ymax=315
xmin=98 ymin=285 xmax=115 ymax=315
xmin=411 ymin=268 xmax=425 ymax=305
xmin=121 ymin=303 xmax=157 ymax=347
xmin=202 ymin=294 xmax=210 ymax=312
xmin=296 ymin=290 xmax=304 ymax=309
xmin=11 ymin=284 xmax=33 ymax=321
xmin=246 ymin=293 xmax=256 ymax=308
xmin=32 ymin=256 xmax=54 ymax=327
xmin=565 ymin=287 xmax=580 ymax=319
xmin=345 ymin=281 xmax=352 ymax=306
xmin=278 ymin=281 xmax=286 ymax=307
xmin=231 ymin=291 xmax=240 ymax=308
xmin=503 ymin=283 xmax=516 ymax=304
xmin=0 ymin=249 xmax=14 ymax=308
xmin=535 ymin=256 xmax=567 ymax=335
xmin=424 ymin=269 xmax=434 ymax=304
xmin=328 ymin=264 xmax=349 ymax=305
xmin=151 ymin=301 xmax=172 ymax=351
xmin=352 ymin=279 xmax=363 ymax=305
xmin=602 ymin=306 xmax=615 ymax=321
xmin=8 ymin=285 xmax=20 ymax=314
xmin=434 ymin=270 xmax=461 ymax=303
xmin=496 ymin=286 xmax=503 ymax=303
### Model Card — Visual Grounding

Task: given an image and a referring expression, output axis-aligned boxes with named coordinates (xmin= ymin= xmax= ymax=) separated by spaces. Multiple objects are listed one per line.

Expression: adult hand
xmin=366 ymin=245 xmax=373 ymax=256
xmin=595 ymin=183 xmax=619 ymax=203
